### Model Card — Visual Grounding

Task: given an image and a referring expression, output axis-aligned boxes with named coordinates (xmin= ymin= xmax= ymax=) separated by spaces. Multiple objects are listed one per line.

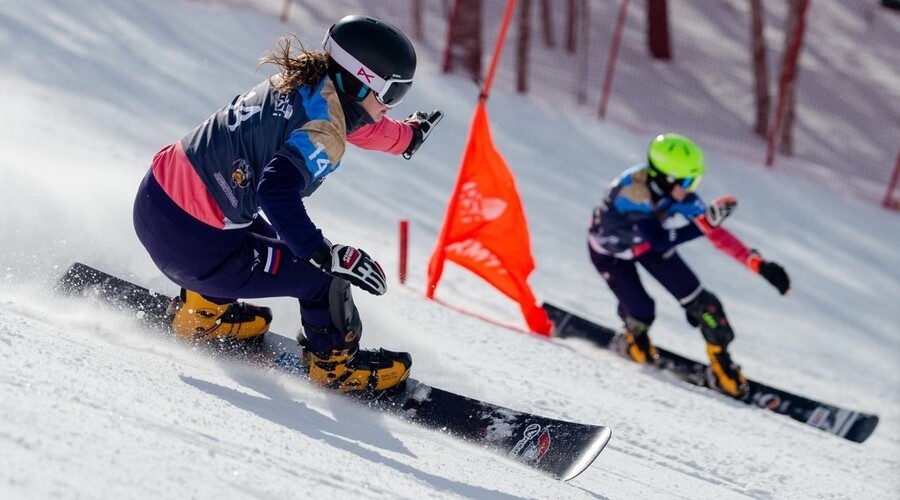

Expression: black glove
xmin=759 ymin=260 xmax=790 ymax=295
xmin=706 ymin=195 xmax=738 ymax=228
xmin=402 ymin=109 xmax=444 ymax=159
xmin=310 ymin=240 xmax=387 ymax=296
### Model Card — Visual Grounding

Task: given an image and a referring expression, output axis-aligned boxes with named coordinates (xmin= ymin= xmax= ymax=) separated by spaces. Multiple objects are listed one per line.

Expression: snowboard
xmin=543 ymin=302 xmax=878 ymax=443
xmin=54 ymin=262 xmax=611 ymax=480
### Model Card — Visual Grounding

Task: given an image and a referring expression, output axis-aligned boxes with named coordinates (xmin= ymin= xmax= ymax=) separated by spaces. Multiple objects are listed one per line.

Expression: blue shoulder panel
xmin=665 ymin=193 xmax=707 ymax=218
xmin=284 ymin=79 xmax=340 ymax=184
xmin=612 ymin=165 xmax=653 ymax=214
xmin=298 ymin=79 xmax=330 ymax=122
xmin=285 ymin=130 xmax=336 ymax=183
xmin=614 ymin=196 xmax=653 ymax=214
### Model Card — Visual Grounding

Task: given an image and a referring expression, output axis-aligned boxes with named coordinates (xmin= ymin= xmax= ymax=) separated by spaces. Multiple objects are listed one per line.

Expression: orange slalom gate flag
xmin=427 ymin=102 xmax=552 ymax=335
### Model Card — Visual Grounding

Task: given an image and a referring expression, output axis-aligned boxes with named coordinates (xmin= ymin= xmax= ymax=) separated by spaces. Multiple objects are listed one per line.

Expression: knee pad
xmin=328 ymin=278 xmax=362 ymax=346
xmin=299 ymin=278 xmax=362 ymax=352
xmin=684 ymin=289 xmax=734 ymax=346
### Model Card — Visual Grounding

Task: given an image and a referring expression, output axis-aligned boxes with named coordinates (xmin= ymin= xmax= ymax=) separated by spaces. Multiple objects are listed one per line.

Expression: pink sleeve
xmin=347 ymin=116 xmax=413 ymax=155
xmin=701 ymin=223 xmax=759 ymax=272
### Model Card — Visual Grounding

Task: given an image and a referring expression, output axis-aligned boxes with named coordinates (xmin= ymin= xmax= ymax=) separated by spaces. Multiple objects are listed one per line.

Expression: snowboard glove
xmin=759 ymin=260 xmax=790 ymax=295
xmin=747 ymin=250 xmax=790 ymax=295
xmin=706 ymin=195 xmax=738 ymax=228
xmin=310 ymin=239 xmax=387 ymax=296
xmin=402 ymin=109 xmax=444 ymax=159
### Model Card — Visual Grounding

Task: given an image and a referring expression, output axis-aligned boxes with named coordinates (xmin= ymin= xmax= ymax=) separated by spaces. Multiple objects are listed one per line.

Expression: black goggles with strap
xmin=324 ymin=34 xmax=413 ymax=108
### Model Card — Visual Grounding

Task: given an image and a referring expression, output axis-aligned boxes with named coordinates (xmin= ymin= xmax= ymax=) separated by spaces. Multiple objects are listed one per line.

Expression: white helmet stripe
xmin=323 ymin=35 xmax=387 ymax=94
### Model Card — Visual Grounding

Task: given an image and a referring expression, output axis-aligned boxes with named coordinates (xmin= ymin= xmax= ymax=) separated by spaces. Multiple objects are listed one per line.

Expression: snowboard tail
xmin=55 ymin=263 xmax=611 ymax=480
xmin=56 ymin=262 xmax=172 ymax=329
xmin=543 ymin=302 xmax=878 ymax=443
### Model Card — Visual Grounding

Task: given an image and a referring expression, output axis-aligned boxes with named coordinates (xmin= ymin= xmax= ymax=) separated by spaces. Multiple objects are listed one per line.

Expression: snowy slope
xmin=1 ymin=0 xmax=898 ymax=499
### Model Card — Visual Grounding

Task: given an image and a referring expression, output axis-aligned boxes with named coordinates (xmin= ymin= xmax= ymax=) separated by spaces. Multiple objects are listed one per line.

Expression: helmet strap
xmin=331 ymin=69 xmax=369 ymax=103
xmin=355 ymin=85 xmax=370 ymax=101
xmin=647 ymin=161 xmax=680 ymax=197
xmin=333 ymin=72 xmax=346 ymax=93
xmin=647 ymin=171 xmax=676 ymax=200
xmin=647 ymin=177 xmax=668 ymax=199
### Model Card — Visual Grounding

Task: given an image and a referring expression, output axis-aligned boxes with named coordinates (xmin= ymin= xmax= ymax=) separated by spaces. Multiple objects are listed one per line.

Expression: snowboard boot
xmin=706 ymin=343 xmax=749 ymax=398
xmin=303 ymin=339 xmax=412 ymax=393
xmin=614 ymin=316 xmax=658 ymax=364
xmin=619 ymin=330 xmax=658 ymax=364
xmin=167 ymin=289 xmax=272 ymax=343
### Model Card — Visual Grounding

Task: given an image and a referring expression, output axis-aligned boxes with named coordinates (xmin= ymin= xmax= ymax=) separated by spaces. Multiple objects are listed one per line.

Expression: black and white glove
xmin=402 ymin=109 xmax=444 ymax=159
xmin=310 ymin=240 xmax=387 ymax=296
xmin=706 ymin=195 xmax=738 ymax=228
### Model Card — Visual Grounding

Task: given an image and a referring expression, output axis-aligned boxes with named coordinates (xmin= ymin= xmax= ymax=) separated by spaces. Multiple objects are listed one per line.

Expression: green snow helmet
xmin=646 ymin=133 xmax=706 ymax=195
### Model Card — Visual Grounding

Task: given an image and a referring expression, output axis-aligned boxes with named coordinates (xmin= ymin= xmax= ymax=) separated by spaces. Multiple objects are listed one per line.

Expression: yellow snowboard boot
xmin=306 ymin=343 xmax=412 ymax=393
xmin=621 ymin=329 xmax=659 ymax=364
xmin=706 ymin=343 xmax=749 ymax=398
xmin=168 ymin=289 xmax=272 ymax=342
xmin=615 ymin=316 xmax=658 ymax=364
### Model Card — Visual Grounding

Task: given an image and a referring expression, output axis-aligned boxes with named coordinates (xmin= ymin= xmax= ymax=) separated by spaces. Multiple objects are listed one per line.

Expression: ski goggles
xmin=373 ymin=77 xmax=413 ymax=108
xmin=323 ymin=34 xmax=413 ymax=108
xmin=678 ymin=175 xmax=702 ymax=193
xmin=648 ymin=162 xmax=703 ymax=193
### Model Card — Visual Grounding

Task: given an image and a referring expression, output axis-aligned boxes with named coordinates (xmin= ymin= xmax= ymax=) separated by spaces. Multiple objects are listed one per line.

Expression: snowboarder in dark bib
xmin=133 ymin=15 xmax=442 ymax=393
xmin=587 ymin=133 xmax=790 ymax=398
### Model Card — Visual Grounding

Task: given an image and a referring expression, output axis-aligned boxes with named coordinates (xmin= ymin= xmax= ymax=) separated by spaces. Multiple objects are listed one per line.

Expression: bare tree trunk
xmin=540 ymin=0 xmax=556 ymax=48
xmin=412 ymin=0 xmax=423 ymax=40
xmin=780 ymin=87 xmax=795 ymax=154
xmin=517 ymin=0 xmax=532 ymax=93
xmin=576 ymin=0 xmax=589 ymax=103
xmin=884 ymin=151 xmax=900 ymax=209
xmin=780 ymin=0 xmax=805 ymax=155
xmin=445 ymin=0 xmax=483 ymax=80
xmin=647 ymin=0 xmax=671 ymax=60
xmin=566 ymin=0 xmax=577 ymax=53
xmin=750 ymin=0 xmax=770 ymax=137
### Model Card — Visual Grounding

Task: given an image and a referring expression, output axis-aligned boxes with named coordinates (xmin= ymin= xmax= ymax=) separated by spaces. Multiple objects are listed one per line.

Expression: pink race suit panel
xmin=150 ymin=141 xmax=228 ymax=229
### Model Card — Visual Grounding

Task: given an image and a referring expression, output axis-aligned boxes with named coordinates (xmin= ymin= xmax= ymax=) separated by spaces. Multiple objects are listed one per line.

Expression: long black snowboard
xmin=544 ymin=302 xmax=878 ymax=443
xmin=54 ymin=263 xmax=611 ymax=480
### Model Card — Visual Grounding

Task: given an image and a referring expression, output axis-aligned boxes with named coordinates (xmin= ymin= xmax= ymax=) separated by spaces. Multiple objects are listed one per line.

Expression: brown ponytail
xmin=258 ymin=34 xmax=330 ymax=94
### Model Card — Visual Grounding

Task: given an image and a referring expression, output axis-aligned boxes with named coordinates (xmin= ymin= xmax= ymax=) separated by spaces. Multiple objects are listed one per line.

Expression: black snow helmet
xmin=323 ymin=15 xmax=416 ymax=107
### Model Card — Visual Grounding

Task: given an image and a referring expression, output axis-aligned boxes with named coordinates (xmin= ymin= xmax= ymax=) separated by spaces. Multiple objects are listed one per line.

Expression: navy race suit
xmin=587 ymin=163 xmax=761 ymax=325
xmin=184 ymin=78 xmax=342 ymax=224
xmin=133 ymin=75 xmax=412 ymax=351
xmin=587 ymin=163 xmax=707 ymax=324
xmin=156 ymin=76 xmax=373 ymax=257
xmin=588 ymin=163 xmax=705 ymax=260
